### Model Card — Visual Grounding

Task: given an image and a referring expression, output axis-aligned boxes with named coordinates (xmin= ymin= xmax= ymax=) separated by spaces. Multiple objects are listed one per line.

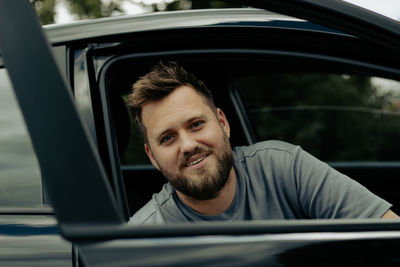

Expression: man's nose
xmin=180 ymin=132 xmax=198 ymax=154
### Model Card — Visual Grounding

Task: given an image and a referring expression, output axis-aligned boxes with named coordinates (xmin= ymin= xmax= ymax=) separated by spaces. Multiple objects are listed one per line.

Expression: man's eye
xmin=160 ymin=135 xmax=173 ymax=144
xmin=191 ymin=121 xmax=204 ymax=129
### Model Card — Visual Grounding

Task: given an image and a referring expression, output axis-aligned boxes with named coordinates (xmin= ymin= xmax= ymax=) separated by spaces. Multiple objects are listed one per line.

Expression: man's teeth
xmin=187 ymin=157 xmax=204 ymax=166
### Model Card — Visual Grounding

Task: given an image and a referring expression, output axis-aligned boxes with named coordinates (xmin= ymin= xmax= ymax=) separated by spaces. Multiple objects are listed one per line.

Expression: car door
xmin=1 ymin=1 xmax=400 ymax=267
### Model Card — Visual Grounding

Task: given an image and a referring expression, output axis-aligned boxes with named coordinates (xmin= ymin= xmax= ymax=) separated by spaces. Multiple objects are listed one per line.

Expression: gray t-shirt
xmin=129 ymin=140 xmax=391 ymax=224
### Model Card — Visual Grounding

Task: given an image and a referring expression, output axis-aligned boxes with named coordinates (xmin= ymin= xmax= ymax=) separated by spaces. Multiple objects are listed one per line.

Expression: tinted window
xmin=237 ymin=73 xmax=400 ymax=162
xmin=119 ymin=96 xmax=150 ymax=166
xmin=0 ymin=68 xmax=43 ymax=206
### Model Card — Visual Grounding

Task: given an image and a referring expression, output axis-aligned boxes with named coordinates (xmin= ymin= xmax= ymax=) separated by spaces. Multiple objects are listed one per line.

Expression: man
xmin=128 ymin=62 xmax=398 ymax=224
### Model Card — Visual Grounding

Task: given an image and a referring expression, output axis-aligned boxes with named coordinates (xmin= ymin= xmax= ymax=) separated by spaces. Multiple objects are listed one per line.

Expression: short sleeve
xmin=293 ymin=146 xmax=391 ymax=219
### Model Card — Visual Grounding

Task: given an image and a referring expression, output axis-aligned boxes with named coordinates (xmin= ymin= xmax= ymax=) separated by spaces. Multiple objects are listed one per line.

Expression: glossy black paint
xmin=43 ymin=8 xmax=338 ymax=44
xmin=231 ymin=0 xmax=400 ymax=54
xmin=78 ymin=233 xmax=400 ymax=266
xmin=0 ymin=0 xmax=400 ymax=266
xmin=0 ymin=216 xmax=71 ymax=267
xmin=0 ymin=0 xmax=122 ymax=225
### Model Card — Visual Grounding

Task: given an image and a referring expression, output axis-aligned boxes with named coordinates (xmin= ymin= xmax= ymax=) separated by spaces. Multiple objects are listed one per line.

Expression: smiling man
xmin=128 ymin=62 xmax=398 ymax=224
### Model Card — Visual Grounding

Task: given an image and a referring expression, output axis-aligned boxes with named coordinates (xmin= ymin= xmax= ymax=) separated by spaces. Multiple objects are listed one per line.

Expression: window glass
xmin=237 ymin=73 xmax=400 ymax=162
xmin=0 ymin=68 xmax=43 ymax=206
xmin=120 ymin=94 xmax=150 ymax=166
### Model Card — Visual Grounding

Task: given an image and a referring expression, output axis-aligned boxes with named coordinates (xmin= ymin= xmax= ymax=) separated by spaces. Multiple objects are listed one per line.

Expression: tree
xmin=237 ymin=73 xmax=400 ymax=161
xmin=31 ymin=0 xmax=57 ymax=24
xmin=31 ymin=0 xmax=124 ymax=25
xmin=160 ymin=0 xmax=243 ymax=12
xmin=32 ymin=0 xmax=243 ymax=25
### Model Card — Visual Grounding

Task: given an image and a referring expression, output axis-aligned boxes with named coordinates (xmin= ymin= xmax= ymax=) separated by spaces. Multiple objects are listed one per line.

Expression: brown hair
xmin=128 ymin=62 xmax=216 ymax=143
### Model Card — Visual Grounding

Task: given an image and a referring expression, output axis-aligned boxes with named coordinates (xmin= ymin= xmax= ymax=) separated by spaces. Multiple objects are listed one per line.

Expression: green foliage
xmin=32 ymin=0 xmax=123 ymax=24
xmin=31 ymin=0 xmax=57 ymax=24
xmin=69 ymin=0 xmax=102 ymax=18
xmin=32 ymin=0 xmax=244 ymax=24
xmin=238 ymin=73 xmax=400 ymax=161
xmin=138 ymin=0 xmax=244 ymax=12
xmin=68 ymin=0 xmax=123 ymax=19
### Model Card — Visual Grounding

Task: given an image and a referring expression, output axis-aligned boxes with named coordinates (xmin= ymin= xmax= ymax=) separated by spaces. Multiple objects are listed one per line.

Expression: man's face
xmin=141 ymin=85 xmax=233 ymax=200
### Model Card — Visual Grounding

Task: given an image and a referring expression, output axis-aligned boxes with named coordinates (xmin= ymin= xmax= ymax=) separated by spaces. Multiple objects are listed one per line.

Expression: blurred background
xmin=30 ymin=0 xmax=400 ymax=25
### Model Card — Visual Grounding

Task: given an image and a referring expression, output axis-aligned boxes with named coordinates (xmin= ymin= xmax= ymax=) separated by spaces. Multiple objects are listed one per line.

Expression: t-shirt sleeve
xmin=128 ymin=183 xmax=189 ymax=224
xmin=128 ymin=199 xmax=166 ymax=225
xmin=293 ymin=146 xmax=392 ymax=219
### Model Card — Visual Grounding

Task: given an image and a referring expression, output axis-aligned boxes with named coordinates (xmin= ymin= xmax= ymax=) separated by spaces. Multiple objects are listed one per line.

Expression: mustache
xmin=180 ymin=146 xmax=210 ymax=167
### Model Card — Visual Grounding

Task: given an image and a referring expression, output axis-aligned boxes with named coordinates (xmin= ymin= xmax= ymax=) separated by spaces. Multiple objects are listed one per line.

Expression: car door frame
xmin=1 ymin=0 xmax=400 ymax=266
xmin=230 ymin=0 xmax=400 ymax=55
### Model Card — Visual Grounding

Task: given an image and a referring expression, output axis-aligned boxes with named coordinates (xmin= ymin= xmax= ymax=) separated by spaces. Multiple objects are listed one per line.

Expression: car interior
xmin=79 ymin=25 xmax=400 ymax=219
xmin=97 ymin=56 xmax=400 ymax=218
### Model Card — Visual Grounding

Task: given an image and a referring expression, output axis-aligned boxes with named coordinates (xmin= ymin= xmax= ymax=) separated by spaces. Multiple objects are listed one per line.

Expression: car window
xmin=0 ymin=68 xmax=43 ymax=207
xmin=119 ymin=106 xmax=150 ymax=166
xmin=236 ymin=72 xmax=400 ymax=162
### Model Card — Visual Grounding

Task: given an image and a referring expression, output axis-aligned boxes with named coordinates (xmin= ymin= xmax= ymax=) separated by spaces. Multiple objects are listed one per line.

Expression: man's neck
xmin=176 ymin=168 xmax=237 ymax=216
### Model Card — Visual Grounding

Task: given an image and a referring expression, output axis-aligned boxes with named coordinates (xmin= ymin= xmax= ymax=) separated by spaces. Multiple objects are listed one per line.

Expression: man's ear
xmin=144 ymin=143 xmax=159 ymax=170
xmin=216 ymin=108 xmax=230 ymax=138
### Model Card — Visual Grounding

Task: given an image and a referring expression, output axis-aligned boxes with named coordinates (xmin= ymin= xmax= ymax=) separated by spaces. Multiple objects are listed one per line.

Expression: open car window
xmin=119 ymin=71 xmax=400 ymax=164
xmin=97 ymin=49 xmax=400 ymax=216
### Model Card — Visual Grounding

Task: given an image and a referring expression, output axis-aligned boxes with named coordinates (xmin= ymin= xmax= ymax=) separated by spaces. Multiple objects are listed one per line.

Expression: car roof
xmin=44 ymin=8 xmax=339 ymax=45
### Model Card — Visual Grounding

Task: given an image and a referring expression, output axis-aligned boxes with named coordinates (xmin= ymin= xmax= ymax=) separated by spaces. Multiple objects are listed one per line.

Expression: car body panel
xmin=228 ymin=0 xmax=400 ymax=53
xmin=0 ymin=0 xmax=123 ymax=225
xmin=44 ymin=8 xmax=340 ymax=45
xmin=78 ymin=231 xmax=400 ymax=266
xmin=69 ymin=220 xmax=400 ymax=266
xmin=1 ymin=0 xmax=400 ymax=266
xmin=0 ymin=215 xmax=71 ymax=267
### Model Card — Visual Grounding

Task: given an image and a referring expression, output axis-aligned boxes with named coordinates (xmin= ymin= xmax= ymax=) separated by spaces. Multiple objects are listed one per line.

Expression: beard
xmin=158 ymin=134 xmax=233 ymax=201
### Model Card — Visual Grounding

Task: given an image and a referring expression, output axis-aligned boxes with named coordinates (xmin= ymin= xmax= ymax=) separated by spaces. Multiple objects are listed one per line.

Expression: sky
xmin=343 ymin=0 xmax=400 ymax=20
xmin=55 ymin=0 xmax=400 ymax=24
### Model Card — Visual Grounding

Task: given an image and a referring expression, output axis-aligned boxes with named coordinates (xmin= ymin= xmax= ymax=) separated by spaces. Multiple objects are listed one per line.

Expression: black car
xmin=0 ymin=0 xmax=400 ymax=266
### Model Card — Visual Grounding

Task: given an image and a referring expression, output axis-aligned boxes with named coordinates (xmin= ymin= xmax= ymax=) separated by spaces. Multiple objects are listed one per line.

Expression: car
xmin=0 ymin=0 xmax=400 ymax=266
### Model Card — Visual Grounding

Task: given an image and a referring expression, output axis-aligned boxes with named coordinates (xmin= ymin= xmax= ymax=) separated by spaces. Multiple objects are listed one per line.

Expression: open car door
xmin=1 ymin=0 xmax=400 ymax=266
xmin=231 ymin=0 xmax=400 ymax=54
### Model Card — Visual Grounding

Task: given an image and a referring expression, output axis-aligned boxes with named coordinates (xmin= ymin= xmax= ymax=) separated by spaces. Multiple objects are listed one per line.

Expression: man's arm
xmin=292 ymin=145 xmax=394 ymax=219
xmin=381 ymin=209 xmax=399 ymax=219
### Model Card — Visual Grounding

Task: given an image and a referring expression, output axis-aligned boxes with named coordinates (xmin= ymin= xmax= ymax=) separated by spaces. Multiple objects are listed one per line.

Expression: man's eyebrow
xmin=185 ymin=115 xmax=206 ymax=125
xmin=156 ymin=128 xmax=173 ymax=141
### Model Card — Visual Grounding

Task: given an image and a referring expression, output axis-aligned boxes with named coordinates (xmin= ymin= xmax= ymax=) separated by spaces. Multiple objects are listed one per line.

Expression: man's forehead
xmin=141 ymin=86 xmax=216 ymax=138
xmin=142 ymin=86 xmax=207 ymax=120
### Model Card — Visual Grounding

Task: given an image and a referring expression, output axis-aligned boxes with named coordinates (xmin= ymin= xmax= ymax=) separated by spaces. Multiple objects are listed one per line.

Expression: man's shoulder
xmin=233 ymin=140 xmax=298 ymax=161
xmin=129 ymin=183 xmax=176 ymax=225
xmin=129 ymin=199 xmax=162 ymax=224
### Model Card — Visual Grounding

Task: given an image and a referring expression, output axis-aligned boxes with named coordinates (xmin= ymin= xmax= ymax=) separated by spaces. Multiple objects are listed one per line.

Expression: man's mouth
xmin=183 ymin=153 xmax=209 ymax=168
xmin=187 ymin=157 xmax=205 ymax=166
